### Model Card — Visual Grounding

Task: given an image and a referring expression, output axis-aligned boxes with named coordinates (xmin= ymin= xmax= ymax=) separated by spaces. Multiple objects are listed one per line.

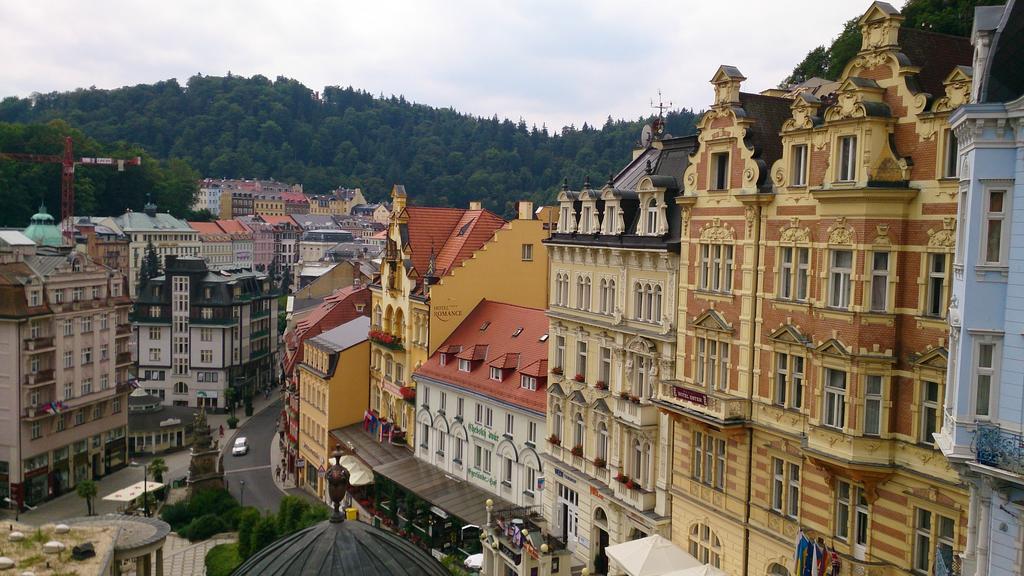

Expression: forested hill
xmin=0 ymin=75 xmax=698 ymax=225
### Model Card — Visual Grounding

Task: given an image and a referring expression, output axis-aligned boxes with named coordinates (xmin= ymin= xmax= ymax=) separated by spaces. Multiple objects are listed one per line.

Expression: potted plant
xmin=615 ymin=472 xmax=628 ymax=483
xmin=593 ymin=457 xmax=606 ymax=468
xmin=227 ymin=415 xmax=239 ymax=429
xmin=595 ymin=380 xmax=607 ymax=391
xmin=571 ymin=445 xmax=584 ymax=457
xmin=625 ymin=479 xmax=636 ymax=490
xmin=399 ymin=386 xmax=416 ymax=403
xmin=574 ymin=373 xmax=585 ymax=383
xmin=619 ymin=391 xmax=630 ymax=400
xmin=629 ymin=394 xmax=641 ymax=403
xmin=547 ymin=434 xmax=561 ymax=446
xmin=551 ymin=366 xmax=563 ymax=375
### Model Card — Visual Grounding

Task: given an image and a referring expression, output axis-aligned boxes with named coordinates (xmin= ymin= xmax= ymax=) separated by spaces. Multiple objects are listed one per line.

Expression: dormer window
xmin=459 ymin=359 xmax=472 ymax=372
xmin=560 ymin=206 xmax=573 ymax=232
xmin=838 ymin=136 xmax=857 ymax=182
xmin=712 ymin=152 xmax=730 ymax=190
xmin=604 ymin=205 xmax=617 ymax=234
xmin=645 ymin=199 xmax=659 ymax=235
xmin=490 ymin=367 xmax=503 ymax=381
xmin=521 ymin=375 xmax=537 ymax=391
xmin=581 ymin=206 xmax=592 ymax=233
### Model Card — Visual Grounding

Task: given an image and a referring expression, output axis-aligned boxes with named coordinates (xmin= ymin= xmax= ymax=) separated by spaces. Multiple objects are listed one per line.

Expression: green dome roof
xmin=23 ymin=203 xmax=63 ymax=247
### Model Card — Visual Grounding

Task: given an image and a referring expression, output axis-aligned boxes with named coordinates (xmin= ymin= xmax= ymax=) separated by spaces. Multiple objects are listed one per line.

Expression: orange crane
xmin=0 ymin=136 xmax=141 ymax=244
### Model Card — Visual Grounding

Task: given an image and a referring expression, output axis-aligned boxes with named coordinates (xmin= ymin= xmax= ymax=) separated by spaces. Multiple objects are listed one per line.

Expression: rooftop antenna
xmin=651 ymin=89 xmax=672 ymax=118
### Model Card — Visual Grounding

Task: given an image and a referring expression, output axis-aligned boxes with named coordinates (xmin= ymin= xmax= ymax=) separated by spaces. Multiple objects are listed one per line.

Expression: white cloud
xmin=0 ymin=0 xmax=876 ymax=130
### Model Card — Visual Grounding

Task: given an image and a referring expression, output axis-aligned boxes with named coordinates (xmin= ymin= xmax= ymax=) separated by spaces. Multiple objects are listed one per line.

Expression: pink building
xmin=237 ymin=217 xmax=275 ymax=272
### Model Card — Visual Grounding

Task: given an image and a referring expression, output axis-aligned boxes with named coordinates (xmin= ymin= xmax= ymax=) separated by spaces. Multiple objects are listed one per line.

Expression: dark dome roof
xmin=231 ymin=517 xmax=450 ymax=575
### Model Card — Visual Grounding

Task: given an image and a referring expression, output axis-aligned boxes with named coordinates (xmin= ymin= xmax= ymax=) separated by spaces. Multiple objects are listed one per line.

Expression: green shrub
xmin=205 ymin=542 xmax=242 ymax=576
xmin=236 ymin=507 xmax=262 ymax=560
xmin=227 ymin=415 xmax=239 ymax=429
xmin=249 ymin=516 xmax=278 ymax=557
xmin=159 ymin=502 xmax=191 ymax=530
xmin=180 ymin=513 xmax=229 ymax=542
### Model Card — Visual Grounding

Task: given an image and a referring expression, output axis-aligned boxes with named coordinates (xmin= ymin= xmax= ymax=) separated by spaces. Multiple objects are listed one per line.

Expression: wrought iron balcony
xmin=973 ymin=424 xmax=1024 ymax=477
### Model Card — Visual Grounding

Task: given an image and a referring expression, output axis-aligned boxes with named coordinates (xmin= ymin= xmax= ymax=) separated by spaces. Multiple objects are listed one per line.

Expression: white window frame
xmin=973 ymin=338 xmax=1000 ymax=419
xmin=829 ymin=250 xmax=853 ymax=309
xmin=920 ymin=380 xmax=940 ymax=445
xmin=838 ymin=135 xmax=857 ymax=182
xmin=981 ymin=188 xmax=1009 ymax=265
xmin=925 ymin=253 xmax=949 ymax=318
xmin=869 ymin=251 xmax=890 ymax=312
xmin=459 ymin=359 xmax=471 ymax=373
xmin=823 ymin=368 xmax=847 ymax=430
xmin=576 ymin=341 xmax=588 ymax=380
xmin=490 ymin=366 xmax=502 ymax=382
xmin=711 ymin=152 xmax=729 ymax=190
xmin=864 ymin=375 xmax=883 ymax=436
xmin=521 ymin=375 xmax=537 ymax=391
xmin=942 ymin=129 xmax=958 ymax=179
xmin=774 ymin=352 xmax=804 ymax=410
xmin=645 ymin=199 xmax=659 ymax=235
xmin=695 ymin=335 xmax=729 ymax=392
xmin=699 ymin=243 xmax=734 ymax=294
xmin=791 ymin=144 xmax=808 ymax=186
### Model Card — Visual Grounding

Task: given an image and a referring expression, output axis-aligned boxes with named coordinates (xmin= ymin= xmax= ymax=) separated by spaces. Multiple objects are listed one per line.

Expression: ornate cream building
xmin=543 ymin=132 xmax=695 ymax=573
xmin=657 ymin=4 xmax=973 ymax=575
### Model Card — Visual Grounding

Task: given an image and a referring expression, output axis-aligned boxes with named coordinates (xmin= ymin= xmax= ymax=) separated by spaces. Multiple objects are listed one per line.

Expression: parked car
xmin=232 ymin=437 xmax=249 ymax=456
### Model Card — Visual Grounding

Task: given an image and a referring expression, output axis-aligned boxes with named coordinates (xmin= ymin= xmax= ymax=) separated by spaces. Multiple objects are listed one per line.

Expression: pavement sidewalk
xmin=17 ymin=388 xmax=284 ymax=526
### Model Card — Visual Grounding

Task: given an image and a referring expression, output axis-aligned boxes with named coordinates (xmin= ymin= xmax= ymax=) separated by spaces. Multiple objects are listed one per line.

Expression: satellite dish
xmin=641 ymin=124 xmax=653 ymax=147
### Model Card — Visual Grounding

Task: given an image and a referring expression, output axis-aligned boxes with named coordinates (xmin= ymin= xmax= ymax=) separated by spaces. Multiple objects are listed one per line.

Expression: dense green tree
xmin=138 ymin=239 xmax=161 ymax=294
xmin=76 ymin=479 xmax=97 ymax=516
xmin=148 ymin=457 xmax=168 ymax=483
xmin=785 ymin=0 xmax=999 ymax=85
xmin=249 ymin=516 xmax=278 ymax=557
xmin=1 ymin=75 xmax=698 ymax=220
xmin=236 ymin=507 xmax=261 ymax=559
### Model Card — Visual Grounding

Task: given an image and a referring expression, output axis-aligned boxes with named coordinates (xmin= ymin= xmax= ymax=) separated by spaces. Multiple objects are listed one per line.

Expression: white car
xmin=232 ymin=437 xmax=249 ymax=456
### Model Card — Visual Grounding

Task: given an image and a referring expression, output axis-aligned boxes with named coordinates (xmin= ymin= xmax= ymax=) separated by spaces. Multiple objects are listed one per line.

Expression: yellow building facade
xmin=296 ymin=317 xmax=370 ymax=499
xmin=369 ymin=186 xmax=550 ymax=451
xmin=253 ymin=195 xmax=285 ymax=216
xmin=659 ymin=5 xmax=971 ymax=576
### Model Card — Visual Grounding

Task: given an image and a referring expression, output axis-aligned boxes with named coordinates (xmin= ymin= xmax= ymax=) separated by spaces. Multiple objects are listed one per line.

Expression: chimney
xmin=517 ymin=201 xmax=534 ymax=220
xmin=469 ymin=201 xmax=482 ymax=211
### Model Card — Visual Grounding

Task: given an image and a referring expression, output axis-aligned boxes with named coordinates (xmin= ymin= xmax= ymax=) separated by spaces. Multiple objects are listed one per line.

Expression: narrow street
xmin=223 ymin=398 xmax=284 ymax=511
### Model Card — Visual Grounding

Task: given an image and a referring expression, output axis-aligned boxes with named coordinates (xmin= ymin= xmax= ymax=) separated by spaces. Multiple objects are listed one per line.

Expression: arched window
xmin=632 ymin=438 xmax=643 ymax=480
xmin=561 ymin=274 xmax=569 ymax=306
xmin=583 ymin=277 xmax=592 ymax=311
xmin=599 ymin=279 xmax=608 ymax=313
xmin=644 ymin=284 xmax=654 ymax=321
xmin=645 ymin=199 xmax=658 ymax=235
xmin=174 ymin=382 xmax=188 ymax=395
xmin=653 ymin=285 xmax=663 ymax=323
xmin=767 ymin=563 xmax=790 ymax=576
xmin=373 ymin=305 xmax=382 ymax=328
xmin=552 ymin=404 xmax=563 ymax=439
xmin=607 ymin=279 xmax=616 ymax=315
xmin=574 ymin=412 xmax=585 ymax=449
xmin=633 ymin=355 xmax=648 ymax=398
xmin=576 ymin=276 xmax=586 ymax=310
xmin=597 ymin=422 xmax=609 ymax=460
xmin=689 ymin=523 xmax=722 ymax=568
xmin=594 ymin=507 xmax=608 ymax=527
xmin=643 ymin=442 xmax=653 ymax=486
xmin=634 ymin=282 xmax=644 ymax=319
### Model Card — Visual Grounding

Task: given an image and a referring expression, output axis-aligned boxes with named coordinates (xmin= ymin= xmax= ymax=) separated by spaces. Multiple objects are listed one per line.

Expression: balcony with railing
xmin=658 ymin=381 xmax=749 ymax=424
xmin=24 ymin=369 xmax=56 ymax=387
xmin=614 ymin=395 xmax=659 ymax=428
xmin=974 ymin=424 xmax=1024 ymax=478
xmin=116 ymin=352 xmax=133 ymax=366
xmin=116 ymin=324 xmax=133 ymax=337
xmin=24 ymin=336 xmax=55 ymax=352
xmin=611 ymin=475 xmax=656 ymax=512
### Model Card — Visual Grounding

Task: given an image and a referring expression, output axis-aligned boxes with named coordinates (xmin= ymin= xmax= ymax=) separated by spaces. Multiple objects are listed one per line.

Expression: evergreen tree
xmin=138 ymin=239 xmax=162 ymax=292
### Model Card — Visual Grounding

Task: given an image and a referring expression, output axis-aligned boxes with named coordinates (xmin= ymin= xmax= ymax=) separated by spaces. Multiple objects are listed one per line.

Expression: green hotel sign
xmin=468 ymin=467 xmax=497 ymax=488
xmin=467 ymin=423 xmax=499 ymax=442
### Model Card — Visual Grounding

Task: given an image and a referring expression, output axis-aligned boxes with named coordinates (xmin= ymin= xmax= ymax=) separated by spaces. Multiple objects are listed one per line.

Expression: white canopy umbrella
xmin=102 ymin=481 xmax=166 ymax=502
xmin=463 ymin=553 xmax=483 ymax=570
xmin=338 ymin=455 xmax=374 ymax=486
xmin=605 ymin=534 xmax=702 ymax=576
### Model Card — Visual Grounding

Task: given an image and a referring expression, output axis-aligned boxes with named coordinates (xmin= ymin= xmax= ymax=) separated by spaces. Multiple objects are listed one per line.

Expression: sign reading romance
xmin=673 ymin=386 xmax=707 ymax=406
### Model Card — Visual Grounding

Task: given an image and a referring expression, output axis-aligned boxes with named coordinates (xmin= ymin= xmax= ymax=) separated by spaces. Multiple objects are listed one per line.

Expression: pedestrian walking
xmin=219 ymin=424 xmax=224 ymax=438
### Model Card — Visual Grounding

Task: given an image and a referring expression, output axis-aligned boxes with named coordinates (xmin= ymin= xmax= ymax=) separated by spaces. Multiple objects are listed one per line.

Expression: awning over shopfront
xmin=339 ymin=454 xmax=374 ymax=486
xmin=605 ymin=534 xmax=702 ymax=576
xmin=663 ymin=566 xmax=727 ymax=576
xmin=102 ymin=481 xmax=166 ymax=502
xmin=373 ymin=457 xmax=513 ymax=528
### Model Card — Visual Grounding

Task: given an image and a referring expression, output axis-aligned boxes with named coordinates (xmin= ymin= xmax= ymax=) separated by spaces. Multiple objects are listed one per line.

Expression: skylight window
xmin=480 ymin=321 xmax=491 ymax=331
xmin=539 ymin=334 xmax=549 ymax=342
xmin=512 ymin=327 xmax=523 ymax=337
xmin=457 ymin=219 xmax=475 ymax=236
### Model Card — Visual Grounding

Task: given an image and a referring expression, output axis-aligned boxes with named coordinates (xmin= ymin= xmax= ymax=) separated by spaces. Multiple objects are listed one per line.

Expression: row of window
xmin=38 ymin=282 xmax=121 ymax=307
xmin=29 ymin=399 xmax=122 ymax=440
xmin=419 ymin=387 xmax=542 ymax=442
xmin=551 ymin=336 xmax=654 ymax=396
xmin=551 ymin=403 xmax=654 ymax=486
xmin=553 ymin=274 xmax=665 ymax=324
xmin=558 ymin=198 xmax=662 ymax=236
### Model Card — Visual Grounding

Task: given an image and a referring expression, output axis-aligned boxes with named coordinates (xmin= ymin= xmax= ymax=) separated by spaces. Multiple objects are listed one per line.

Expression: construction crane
xmin=0 ymin=136 xmax=141 ymax=244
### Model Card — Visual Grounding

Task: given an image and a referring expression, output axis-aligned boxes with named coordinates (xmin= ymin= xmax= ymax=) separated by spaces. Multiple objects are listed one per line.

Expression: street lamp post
xmin=130 ymin=461 xmax=151 ymax=517
xmin=240 ymin=479 xmax=246 ymax=508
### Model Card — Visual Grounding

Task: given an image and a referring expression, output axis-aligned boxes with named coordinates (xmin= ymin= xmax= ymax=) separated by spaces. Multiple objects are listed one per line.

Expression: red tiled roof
xmin=455 ymin=344 xmax=489 ymax=362
xmin=414 ymin=300 xmax=548 ymax=414
xmin=216 ymin=219 xmax=248 ymax=234
xmin=261 ymin=215 xmax=298 ymax=227
xmin=188 ymin=221 xmax=225 ymax=235
xmin=281 ymin=191 xmax=307 ymax=203
xmin=402 ymin=206 xmax=506 ymax=279
xmin=284 ymin=286 xmax=371 ymax=376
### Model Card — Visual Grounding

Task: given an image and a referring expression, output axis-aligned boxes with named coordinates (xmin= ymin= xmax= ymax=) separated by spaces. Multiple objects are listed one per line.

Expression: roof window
xmin=512 ymin=327 xmax=523 ymax=337
xmin=479 ymin=321 xmax=491 ymax=331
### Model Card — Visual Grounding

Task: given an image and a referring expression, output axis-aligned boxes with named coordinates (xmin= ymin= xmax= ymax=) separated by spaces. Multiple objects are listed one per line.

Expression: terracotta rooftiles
xmin=414 ymin=300 xmax=548 ymax=414
xmin=401 ymin=206 xmax=506 ymax=279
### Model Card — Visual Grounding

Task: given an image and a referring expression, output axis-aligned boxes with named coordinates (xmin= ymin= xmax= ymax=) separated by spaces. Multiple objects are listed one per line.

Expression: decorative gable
xmin=783 ymin=93 xmax=822 ymax=132
xmin=932 ymin=66 xmax=974 ymax=113
xmin=711 ymin=65 xmax=745 ymax=107
xmin=768 ymin=324 xmax=810 ymax=346
xmin=815 ymin=338 xmax=851 ymax=358
xmin=691 ymin=309 xmax=733 ymax=333
xmin=911 ymin=346 xmax=948 ymax=370
xmin=858 ymin=2 xmax=903 ymax=53
xmin=824 ymin=78 xmax=889 ymax=122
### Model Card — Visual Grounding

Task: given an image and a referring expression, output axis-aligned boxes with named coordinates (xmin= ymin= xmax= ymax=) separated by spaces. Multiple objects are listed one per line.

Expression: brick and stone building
xmin=132 ymin=256 xmax=278 ymax=410
xmin=0 ymin=231 xmax=131 ymax=509
xmin=544 ymin=130 xmax=695 ymax=572
xmin=657 ymin=4 xmax=973 ymax=575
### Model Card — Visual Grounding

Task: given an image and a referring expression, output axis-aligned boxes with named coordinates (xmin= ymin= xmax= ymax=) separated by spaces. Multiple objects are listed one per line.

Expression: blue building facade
xmin=937 ymin=2 xmax=1024 ymax=574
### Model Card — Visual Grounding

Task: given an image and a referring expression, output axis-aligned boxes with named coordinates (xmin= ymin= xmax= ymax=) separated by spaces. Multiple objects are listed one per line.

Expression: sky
xmin=0 ymin=0 xmax=877 ymax=130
